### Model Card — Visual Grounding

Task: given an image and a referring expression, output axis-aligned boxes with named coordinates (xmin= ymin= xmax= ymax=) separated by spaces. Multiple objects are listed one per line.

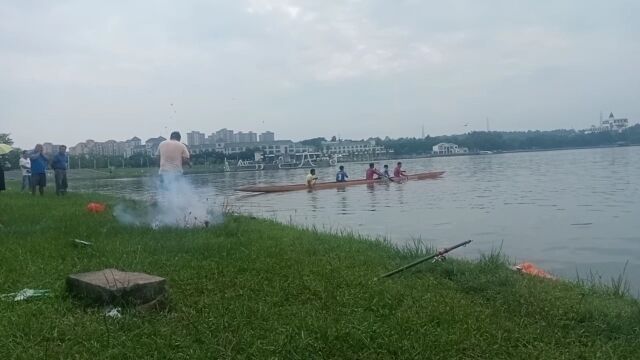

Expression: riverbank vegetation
xmin=0 ymin=185 xmax=639 ymax=358
xmin=382 ymin=124 xmax=640 ymax=155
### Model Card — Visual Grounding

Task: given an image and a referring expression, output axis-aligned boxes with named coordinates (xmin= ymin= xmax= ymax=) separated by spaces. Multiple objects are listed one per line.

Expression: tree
xmin=0 ymin=133 xmax=13 ymax=145
xmin=299 ymin=137 xmax=327 ymax=150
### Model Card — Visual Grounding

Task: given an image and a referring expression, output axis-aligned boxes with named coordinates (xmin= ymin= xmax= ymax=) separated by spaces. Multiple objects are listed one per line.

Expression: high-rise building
xmin=259 ymin=131 xmax=275 ymax=142
xmin=215 ymin=128 xmax=235 ymax=143
xmin=234 ymin=131 xmax=254 ymax=143
xmin=186 ymin=131 xmax=206 ymax=146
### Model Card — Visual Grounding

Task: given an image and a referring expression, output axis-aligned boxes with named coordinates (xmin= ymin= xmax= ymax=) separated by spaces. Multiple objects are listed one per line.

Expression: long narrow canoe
xmin=235 ymin=171 xmax=445 ymax=193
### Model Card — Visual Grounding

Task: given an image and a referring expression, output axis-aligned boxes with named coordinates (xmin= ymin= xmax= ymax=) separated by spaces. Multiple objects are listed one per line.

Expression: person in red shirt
xmin=393 ymin=162 xmax=407 ymax=179
xmin=366 ymin=163 xmax=383 ymax=180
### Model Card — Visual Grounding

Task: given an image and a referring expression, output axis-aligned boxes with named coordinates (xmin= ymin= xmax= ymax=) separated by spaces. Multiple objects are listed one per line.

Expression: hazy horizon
xmin=2 ymin=1 xmax=639 ymax=149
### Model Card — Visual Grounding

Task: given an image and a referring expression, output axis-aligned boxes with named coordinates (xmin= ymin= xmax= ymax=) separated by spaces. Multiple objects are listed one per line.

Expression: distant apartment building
xmin=145 ymin=137 xmax=166 ymax=156
xmin=259 ymin=131 xmax=275 ymax=142
xmin=215 ymin=128 xmax=235 ymax=143
xmin=584 ymin=112 xmax=629 ymax=133
xmin=233 ymin=131 xmax=258 ymax=143
xmin=432 ymin=143 xmax=469 ymax=155
xmin=186 ymin=131 xmax=206 ymax=146
xmin=321 ymin=140 xmax=386 ymax=155
xmin=124 ymin=137 xmax=145 ymax=156
xmin=42 ymin=142 xmax=66 ymax=155
xmin=69 ymin=136 xmax=145 ymax=157
xmin=202 ymin=128 xmax=275 ymax=143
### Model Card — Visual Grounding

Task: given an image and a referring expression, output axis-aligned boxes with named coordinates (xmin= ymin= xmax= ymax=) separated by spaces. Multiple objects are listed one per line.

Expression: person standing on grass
xmin=19 ymin=150 xmax=31 ymax=192
xmin=157 ymin=131 xmax=190 ymax=176
xmin=51 ymin=145 xmax=68 ymax=195
xmin=30 ymin=144 xmax=48 ymax=196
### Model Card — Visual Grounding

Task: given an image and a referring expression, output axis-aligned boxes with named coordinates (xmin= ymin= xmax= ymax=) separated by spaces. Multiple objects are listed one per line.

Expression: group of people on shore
xmin=306 ymin=161 xmax=408 ymax=187
xmin=18 ymin=144 xmax=69 ymax=196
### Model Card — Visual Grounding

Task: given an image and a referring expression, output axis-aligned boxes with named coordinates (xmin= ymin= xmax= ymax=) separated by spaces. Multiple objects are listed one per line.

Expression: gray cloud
xmin=1 ymin=0 xmax=638 ymax=148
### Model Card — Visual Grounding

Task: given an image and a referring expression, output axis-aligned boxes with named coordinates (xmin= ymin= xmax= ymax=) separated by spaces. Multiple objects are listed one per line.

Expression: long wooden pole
xmin=377 ymin=240 xmax=472 ymax=279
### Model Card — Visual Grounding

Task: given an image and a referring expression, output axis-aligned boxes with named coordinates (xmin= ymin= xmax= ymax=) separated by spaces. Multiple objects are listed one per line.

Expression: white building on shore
xmin=432 ymin=143 xmax=469 ymax=155
xmin=321 ymin=140 xmax=386 ymax=156
xmin=189 ymin=140 xmax=314 ymax=156
xmin=584 ymin=112 xmax=629 ymax=133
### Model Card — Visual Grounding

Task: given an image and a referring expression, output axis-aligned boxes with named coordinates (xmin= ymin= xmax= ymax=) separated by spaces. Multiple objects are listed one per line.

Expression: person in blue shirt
xmin=382 ymin=164 xmax=391 ymax=178
xmin=336 ymin=165 xmax=348 ymax=182
xmin=30 ymin=144 xmax=49 ymax=196
xmin=51 ymin=145 xmax=69 ymax=195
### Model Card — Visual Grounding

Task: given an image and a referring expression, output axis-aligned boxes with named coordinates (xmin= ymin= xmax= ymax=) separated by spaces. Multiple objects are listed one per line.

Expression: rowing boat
xmin=235 ymin=171 xmax=445 ymax=193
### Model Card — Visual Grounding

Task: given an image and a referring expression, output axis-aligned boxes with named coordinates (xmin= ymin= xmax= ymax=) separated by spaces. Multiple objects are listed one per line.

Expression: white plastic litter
xmin=73 ymin=239 xmax=93 ymax=246
xmin=105 ymin=307 xmax=122 ymax=318
xmin=1 ymin=288 xmax=50 ymax=301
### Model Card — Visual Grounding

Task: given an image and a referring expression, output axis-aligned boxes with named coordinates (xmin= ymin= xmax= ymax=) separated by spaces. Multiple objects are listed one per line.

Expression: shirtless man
xmin=157 ymin=131 xmax=190 ymax=175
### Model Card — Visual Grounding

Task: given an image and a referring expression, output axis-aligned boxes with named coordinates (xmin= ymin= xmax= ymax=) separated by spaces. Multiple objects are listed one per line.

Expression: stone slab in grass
xmin=67 ymin=268 xmax=167 ymax=307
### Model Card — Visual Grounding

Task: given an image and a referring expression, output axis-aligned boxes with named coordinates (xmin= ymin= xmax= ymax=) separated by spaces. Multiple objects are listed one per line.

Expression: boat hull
xmin=235 ymin=171 xmax=445 ymax=193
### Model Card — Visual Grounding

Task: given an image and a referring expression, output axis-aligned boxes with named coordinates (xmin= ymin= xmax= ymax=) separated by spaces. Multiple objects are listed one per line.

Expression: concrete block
xmin=67 ymin=268 xmax=167 ymax=306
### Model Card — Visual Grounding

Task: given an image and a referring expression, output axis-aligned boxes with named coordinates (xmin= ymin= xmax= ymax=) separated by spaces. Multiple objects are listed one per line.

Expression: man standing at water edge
xmin=20 ymin=150 xmax=31 ymax=192
xmin=51 ymin=145 xmax=68 ymax=195
xmin=158 ymin=131 xmax=190 ymax=175
xmin=30 ymin=144 xmax=48 ymax=196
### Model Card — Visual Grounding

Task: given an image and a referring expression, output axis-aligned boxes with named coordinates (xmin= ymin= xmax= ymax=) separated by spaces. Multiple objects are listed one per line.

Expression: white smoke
xmin=114 ymin=174 xmax=222 ymax=228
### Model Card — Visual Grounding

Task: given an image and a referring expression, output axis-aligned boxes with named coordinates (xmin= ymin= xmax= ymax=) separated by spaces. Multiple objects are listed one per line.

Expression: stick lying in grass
xmin=377 ymin=240 xmax=473 ymax=280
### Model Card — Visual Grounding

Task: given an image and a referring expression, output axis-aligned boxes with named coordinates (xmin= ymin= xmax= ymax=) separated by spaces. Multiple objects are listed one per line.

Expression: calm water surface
xmin=74 ymin=147 xmax=640 ymax=293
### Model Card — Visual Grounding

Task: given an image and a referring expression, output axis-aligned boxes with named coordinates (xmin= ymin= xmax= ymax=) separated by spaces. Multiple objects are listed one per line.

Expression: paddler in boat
xmin=394 ymin=161 xmax=408 ymax=179
xmin=382 ymin=164 xmax=391 ymax=178
xmin=336 ymin=165 xmax=348 ymax=182
xmin=306 ymin=168 xmax=318 ymax=188
xmin=366 ymin=163 xmax=383 ymax=180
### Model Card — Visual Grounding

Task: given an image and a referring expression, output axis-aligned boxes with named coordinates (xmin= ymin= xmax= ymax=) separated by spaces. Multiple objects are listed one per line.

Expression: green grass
xmin=1 ymin=183 xmax=639 ymax=359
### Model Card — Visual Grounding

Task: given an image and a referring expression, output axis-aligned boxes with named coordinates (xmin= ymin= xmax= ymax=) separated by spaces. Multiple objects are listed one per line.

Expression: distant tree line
xmin=380 ymin=125 xmax=640 ymax=155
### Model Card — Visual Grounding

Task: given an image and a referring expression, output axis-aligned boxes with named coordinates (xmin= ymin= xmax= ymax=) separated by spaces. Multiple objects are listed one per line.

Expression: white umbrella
xmin=0 ymin=144 xmax=14 ymax=155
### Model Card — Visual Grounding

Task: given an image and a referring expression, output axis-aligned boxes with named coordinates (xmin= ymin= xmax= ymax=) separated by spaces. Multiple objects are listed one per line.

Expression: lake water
xmin=73 ymin=147 xmax=640 ymax=294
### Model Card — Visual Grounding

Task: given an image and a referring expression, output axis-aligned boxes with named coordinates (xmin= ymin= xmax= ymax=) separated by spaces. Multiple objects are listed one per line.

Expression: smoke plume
xmin=114 ymin=174 xmax=222 ymax=228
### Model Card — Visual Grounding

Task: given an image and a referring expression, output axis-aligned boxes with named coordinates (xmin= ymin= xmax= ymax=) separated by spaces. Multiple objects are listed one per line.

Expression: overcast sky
xmin=1 ymin=0 xmax=639 ymax=149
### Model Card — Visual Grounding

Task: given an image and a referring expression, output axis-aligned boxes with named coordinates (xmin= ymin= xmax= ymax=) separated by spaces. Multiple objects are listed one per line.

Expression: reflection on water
xmin=73 ymin=147 xmax=640 ymax=295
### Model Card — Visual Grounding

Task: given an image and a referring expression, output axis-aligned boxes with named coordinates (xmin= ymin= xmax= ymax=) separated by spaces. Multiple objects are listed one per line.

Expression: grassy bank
xmin=1 ymin=184 xmax=639 ymax=359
